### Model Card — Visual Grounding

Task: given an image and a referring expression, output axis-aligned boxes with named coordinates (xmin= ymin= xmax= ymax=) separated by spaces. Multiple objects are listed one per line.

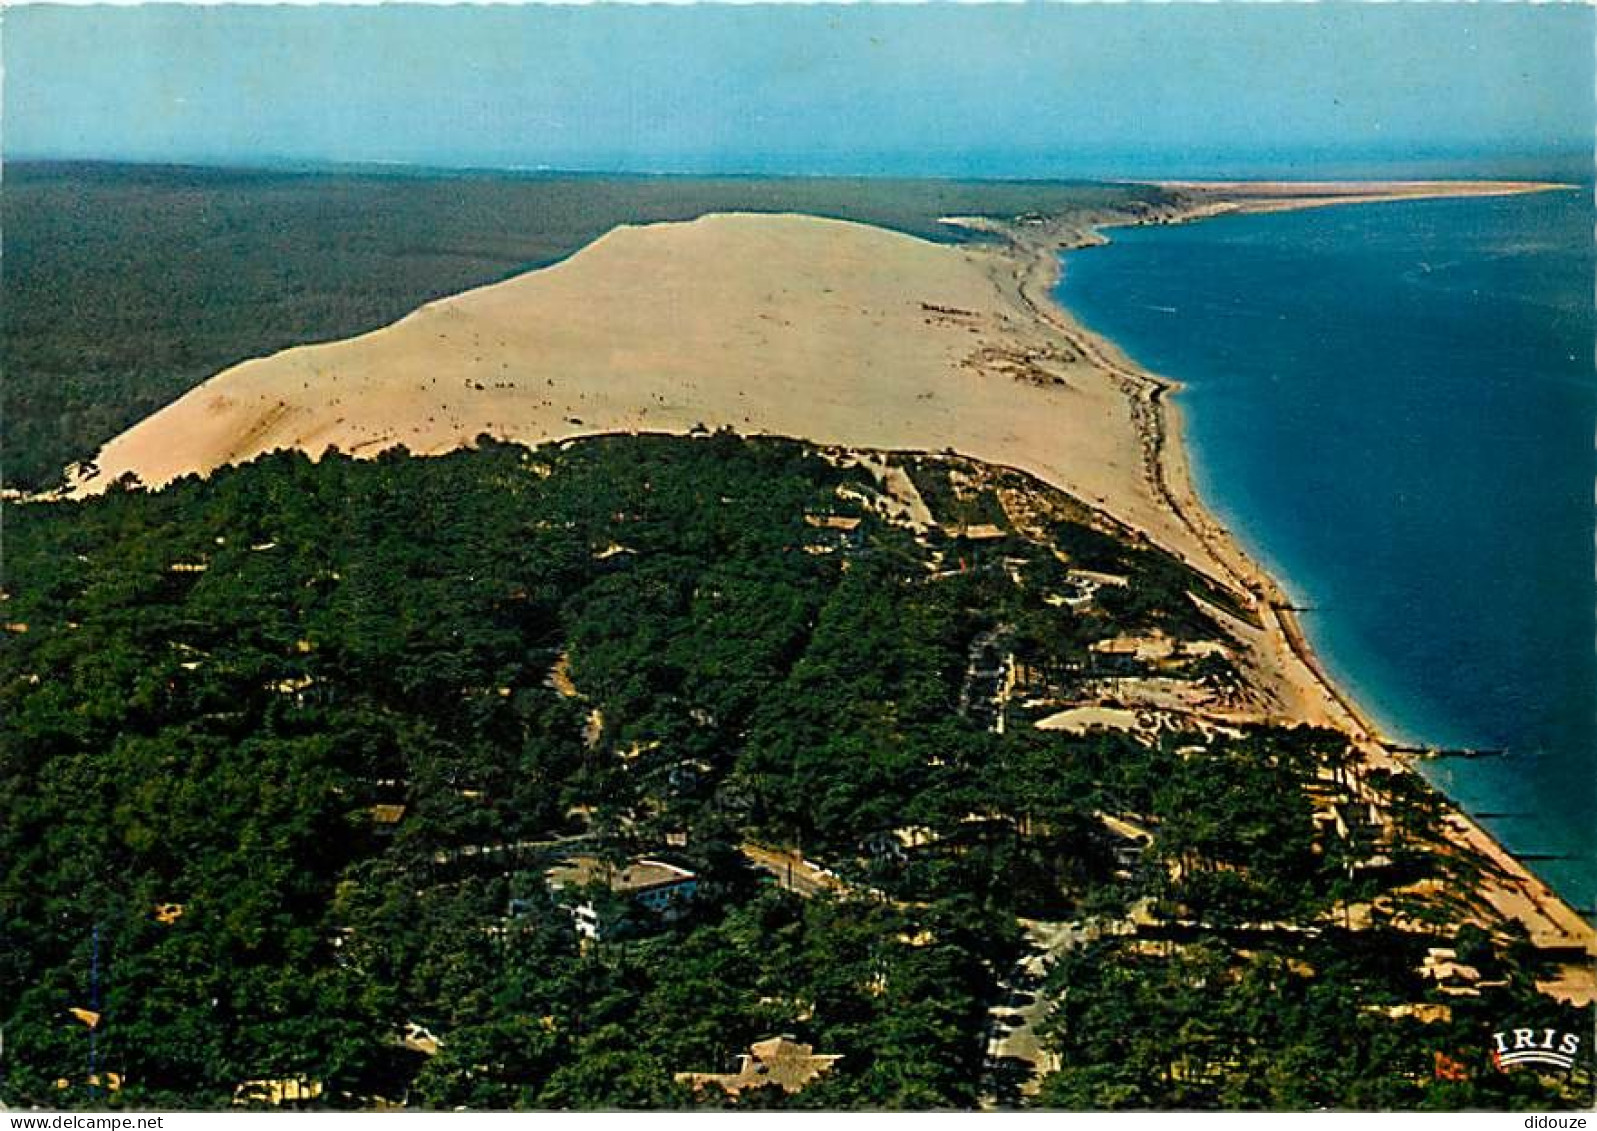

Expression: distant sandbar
xmin=1159 ymin=179 xmax=1571 ymax=214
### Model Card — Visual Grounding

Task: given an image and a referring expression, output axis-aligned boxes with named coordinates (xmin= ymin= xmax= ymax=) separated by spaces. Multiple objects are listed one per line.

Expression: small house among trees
xmin=546 ymin=856 xmax=699 ymax=939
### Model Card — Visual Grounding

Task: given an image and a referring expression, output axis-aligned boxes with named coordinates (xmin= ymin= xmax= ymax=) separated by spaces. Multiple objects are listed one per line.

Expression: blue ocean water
xmin=1055 ymin=190 xmax=1595 ymax=909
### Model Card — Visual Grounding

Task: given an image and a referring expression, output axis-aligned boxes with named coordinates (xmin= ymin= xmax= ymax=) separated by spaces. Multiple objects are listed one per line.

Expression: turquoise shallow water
xmin=1055 ymin=191 xmax=1595 ymax=910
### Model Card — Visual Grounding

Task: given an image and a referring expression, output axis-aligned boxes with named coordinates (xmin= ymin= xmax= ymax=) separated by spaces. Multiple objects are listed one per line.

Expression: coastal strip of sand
xmin=1016 ymin=184 xmax=1596 ymax=994
xmin=61 ymin=185 xmax=1592 ymax=992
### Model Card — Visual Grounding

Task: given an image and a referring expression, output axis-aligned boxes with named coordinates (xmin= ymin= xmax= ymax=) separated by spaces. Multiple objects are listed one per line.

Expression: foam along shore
xmin=69 ymin=201 xmax=1595 ymax=989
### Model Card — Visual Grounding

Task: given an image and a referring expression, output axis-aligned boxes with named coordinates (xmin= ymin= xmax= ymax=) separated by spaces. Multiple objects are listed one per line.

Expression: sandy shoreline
xmin=1026 ymin=188 xmax=1596 ymax=988
xmin=58 ymin=182 xmax=1593 ymax=989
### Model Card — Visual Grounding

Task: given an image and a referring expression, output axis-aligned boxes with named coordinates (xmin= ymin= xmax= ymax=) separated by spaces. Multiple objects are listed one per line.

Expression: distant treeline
xmin=0 ymin=161 xmax=1169 ymax=488
xmin=1 ymin=435 xmax=1587 ymax=1110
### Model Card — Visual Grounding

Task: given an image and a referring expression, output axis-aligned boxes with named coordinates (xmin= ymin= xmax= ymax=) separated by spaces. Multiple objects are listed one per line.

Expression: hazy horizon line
xmin=7 ymin=148 xmax=1593 ymax=186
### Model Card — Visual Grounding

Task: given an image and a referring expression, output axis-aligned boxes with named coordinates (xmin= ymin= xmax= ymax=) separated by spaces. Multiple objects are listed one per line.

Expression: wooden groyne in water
xmin=1389 ymin=743 xmax=1506 ymax=761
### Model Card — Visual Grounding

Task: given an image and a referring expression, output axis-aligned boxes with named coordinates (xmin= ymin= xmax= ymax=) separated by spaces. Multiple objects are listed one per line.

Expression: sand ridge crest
xmin=71 ymin=209 xmax=1195 ymax=571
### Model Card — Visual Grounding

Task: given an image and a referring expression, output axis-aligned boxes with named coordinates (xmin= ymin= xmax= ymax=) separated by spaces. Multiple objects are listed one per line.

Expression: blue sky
xmin=5 ymin=3 xmax=1592 ymax=178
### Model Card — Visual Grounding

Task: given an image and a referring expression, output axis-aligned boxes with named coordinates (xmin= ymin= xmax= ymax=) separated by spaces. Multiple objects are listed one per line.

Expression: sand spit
xmin=1158 ymin=179 xmax=1571 ymax=215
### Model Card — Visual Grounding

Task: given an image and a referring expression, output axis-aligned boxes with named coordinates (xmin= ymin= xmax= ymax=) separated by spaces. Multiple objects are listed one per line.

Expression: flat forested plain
xmin=0 ymin=161 xmax=1168 ymax=489
xmin=2 ymin=434 xmax=1588 ymax=1109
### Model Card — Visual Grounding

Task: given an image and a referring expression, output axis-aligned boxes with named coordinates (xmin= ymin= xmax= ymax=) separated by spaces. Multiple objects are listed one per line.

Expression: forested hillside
xmin=1 ymin=435 xmax=1587 ymax=1109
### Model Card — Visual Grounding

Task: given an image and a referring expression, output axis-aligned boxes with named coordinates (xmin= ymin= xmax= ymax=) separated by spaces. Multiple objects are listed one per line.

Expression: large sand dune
xmin=71 ymin=212 xmax=1208 ymax=570
xmin=63 ymin=202 xmax=1597 ymax=974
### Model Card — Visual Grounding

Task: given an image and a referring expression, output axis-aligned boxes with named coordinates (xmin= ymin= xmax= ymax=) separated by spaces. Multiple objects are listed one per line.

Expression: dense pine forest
xmin=2 ymin=434 xmax=1588 ymax=1109
xmin=0 ymin=162 xmax=1173 ymax=489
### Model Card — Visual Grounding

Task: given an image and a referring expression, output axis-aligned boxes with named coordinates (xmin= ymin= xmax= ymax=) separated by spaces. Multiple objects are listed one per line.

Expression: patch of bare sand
xmin=71 ymin=212 xmax=1213 ymax=575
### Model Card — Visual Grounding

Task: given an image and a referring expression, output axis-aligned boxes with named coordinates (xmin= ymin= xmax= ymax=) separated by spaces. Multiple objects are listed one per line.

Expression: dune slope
xmin=72 ymin=212 xmax=1210 ymax=570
